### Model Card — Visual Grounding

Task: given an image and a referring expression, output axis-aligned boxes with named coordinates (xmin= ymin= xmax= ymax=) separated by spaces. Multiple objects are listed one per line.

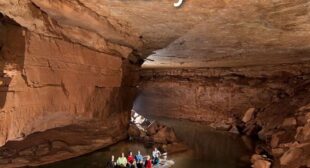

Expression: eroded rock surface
xmin=137 ymin=66 xmax=310 ymax=167
xmin=1 ymin=0 xmax=310 ymax=167
xmin=0 ymin=120 xmax=127 ymax=168
xmin=0 ymin=15 xmax=138 ymax=166
xmin=136 ymin=65 xmax=310 ymax=122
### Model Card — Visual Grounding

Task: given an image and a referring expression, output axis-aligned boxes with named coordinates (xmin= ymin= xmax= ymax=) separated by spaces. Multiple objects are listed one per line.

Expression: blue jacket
xmin=135 ymin=154 xmax=143 ymax=163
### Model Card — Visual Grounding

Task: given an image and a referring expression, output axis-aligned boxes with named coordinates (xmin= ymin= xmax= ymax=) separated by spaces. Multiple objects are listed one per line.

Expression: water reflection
xmin=146 ymin=116 xmax=251 ymax=168
xmin=39 ymin=117 xmax=251 ymax=168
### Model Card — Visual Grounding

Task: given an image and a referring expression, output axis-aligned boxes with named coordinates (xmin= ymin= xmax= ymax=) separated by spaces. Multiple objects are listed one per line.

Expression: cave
xmin=0 ymin=1 xmax=310 ymax=168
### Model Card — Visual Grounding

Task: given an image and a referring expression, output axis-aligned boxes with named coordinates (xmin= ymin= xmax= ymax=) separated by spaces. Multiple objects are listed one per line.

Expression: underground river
xmin=39 ymin=115 xmax=252 ymax=168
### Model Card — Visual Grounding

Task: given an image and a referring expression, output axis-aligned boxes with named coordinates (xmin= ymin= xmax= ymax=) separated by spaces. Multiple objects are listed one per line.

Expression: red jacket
xmin=127 ymin=155 xmax=134 ymax=164
xmin=145 ymin=159 xmax=152 ymax=168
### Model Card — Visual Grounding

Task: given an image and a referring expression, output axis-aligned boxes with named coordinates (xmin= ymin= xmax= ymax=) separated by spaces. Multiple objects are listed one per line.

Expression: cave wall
xmin=0 ymin=23 xmax=137 ymax=147
xmin=136 ymin=67 xmax=310 ymax=168
xmin=136 ymin=64 xmax=310 ymax=123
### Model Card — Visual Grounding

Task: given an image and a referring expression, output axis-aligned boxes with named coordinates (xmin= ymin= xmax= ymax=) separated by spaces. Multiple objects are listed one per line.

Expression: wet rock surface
xmin=0 ymin=120 xmax=127 ymax=168
xmin=129 ymin=112 xmax=187 ymax=154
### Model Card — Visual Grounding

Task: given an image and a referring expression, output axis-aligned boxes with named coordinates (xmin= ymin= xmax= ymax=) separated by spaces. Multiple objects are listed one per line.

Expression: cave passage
xmin=0 ymin=1 xmax=310 ymax=168
xmin=39 ymin=114 xmax=251 ymax=168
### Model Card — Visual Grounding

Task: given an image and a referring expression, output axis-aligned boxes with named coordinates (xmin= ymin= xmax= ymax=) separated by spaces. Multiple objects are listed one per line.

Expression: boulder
xmin=251 ymin=154 xmax=271 ymax=168
xmin=210 ymin=122 xmax=232 ymax=131
xmin=139 ymin=131 xmax=147 ymax=138
xmin=296 ymin=116 xmax=307 ymax=126
xmin=258 ymin=129 xmax=274 ymax=141
xmin=242 ymin=108 xmax=255 ymax=123
xmin=128 ymin=124 xmax=141 ymax=138
xmin=152 ymin=127 xmax=178 ymax=144
xmin=146 ymin=122 xmax=160 ymax=136
xmin=151 ymin=129 xmax=168 ymax=144
xmin=229 ymin=125 xmax=240 ymax=134
xmin=165 ymin=128 xmax=178 ymax=143
xmin=306 ymin=112 xmax=310 ymax=121
xmin=252 ymin=159 xmax=271 ymax=168
xmin=282 ymin=117 xmax=297 ymax=127
xmin=298 ymin=104 xmax=310 ymax=112
xmin=271 ymin=131 xmax=285 ymax=148
xmin=271 ymin=148 xmax=285 ymax=157
xmin=297 ymin=143 xmax=310 ymax=154
xmin=295 ymin=123 xmax=310 ymax=142
xmin=280 ymin=147 xmax=303 ymax=166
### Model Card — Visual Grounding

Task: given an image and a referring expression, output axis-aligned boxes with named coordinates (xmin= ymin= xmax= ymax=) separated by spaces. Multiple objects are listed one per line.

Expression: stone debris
xmin=129 ymin=112 xmax=187 ymax=154
xmin=280 ymin=147 xmax=303 ymax=166
xmin=282 ymin=117 xmax=297 ymax=127
xmin=242 ymin=108 xmax=256 ymax=123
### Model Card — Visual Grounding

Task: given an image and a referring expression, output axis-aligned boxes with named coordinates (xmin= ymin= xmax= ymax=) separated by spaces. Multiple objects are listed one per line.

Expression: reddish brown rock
xmin=152 ymin=126 xmax=178 ymax=144
xmin=271 ymin=148 xmax=285 ymax=157
xmin=128 ymin=124 xmax=141 ymax=138
xmin=242 ymin=108 xmax=256 ymax=123
xmin=0 ymin=21 xmax=138 ymax=148
xmin=282 ymin=118 xmax=297 ymax=128
xmin=296 ymin=123 xmax=310 ymax=142
xmin=271 ymin=131 xmax=286 ymax=148
xmin=146 ymin=122 xmax=160 ymax=136
xmin=0 ymin=0 xmax=310 ymax=167
xmin=251 ymin=154 xmax=271 ymax=168
xmin=280 ymin=147 xmax=303 ymax=166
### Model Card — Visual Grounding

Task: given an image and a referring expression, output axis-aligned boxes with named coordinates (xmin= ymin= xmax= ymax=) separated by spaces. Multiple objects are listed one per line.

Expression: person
xmin=106 ymin=155 xmax=116 ymax=168
xmin=145 ymin=155 xmax=152 ymax=168
xmin=127 ymin=151 xmax=135 ymax=168
xmin=135 ymin=151 xmax=143 ymax=168
xmin=152 ymin=148 xmax=161 ymax=158
xmin=116 ymin=153 xmax=128 ymax=168
xmin=152 ymin=148 xmax=161 ymax=165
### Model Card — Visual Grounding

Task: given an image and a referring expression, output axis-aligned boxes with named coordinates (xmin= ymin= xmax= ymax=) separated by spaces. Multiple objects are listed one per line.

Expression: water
xmin=39 ymin=116 xmax=251 ymax=168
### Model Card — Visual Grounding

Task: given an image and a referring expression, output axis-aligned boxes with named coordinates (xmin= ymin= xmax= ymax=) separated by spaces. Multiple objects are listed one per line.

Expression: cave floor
xmin=0 ymin=120 xmax=127 ymax=168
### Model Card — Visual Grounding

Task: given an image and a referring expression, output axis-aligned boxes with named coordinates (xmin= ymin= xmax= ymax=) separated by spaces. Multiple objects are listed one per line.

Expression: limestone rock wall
xmin=136 ymin=65 xmax=310 ymax=123
xmin=0 ymin=23 xmax=137 ymax=147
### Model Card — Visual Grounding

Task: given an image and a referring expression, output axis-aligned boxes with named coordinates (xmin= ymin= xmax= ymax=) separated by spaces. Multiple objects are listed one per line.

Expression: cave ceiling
xmin=0 ymin=0 xmax=309 ymax=68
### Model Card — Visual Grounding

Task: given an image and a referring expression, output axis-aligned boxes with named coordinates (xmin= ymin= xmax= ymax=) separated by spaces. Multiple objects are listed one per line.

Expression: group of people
xmin=106 ymin=148 xmax=162 ymax=168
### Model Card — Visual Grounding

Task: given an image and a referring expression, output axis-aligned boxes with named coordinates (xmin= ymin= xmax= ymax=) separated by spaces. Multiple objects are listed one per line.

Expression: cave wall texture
xmin=0 ymin=22 xmax=138 ymax=147
xmin=137 ymin=65 xmax=310 ymax=122
xmin=0 ymin=0 xmax=310 ymax=167
xmin=136 ymin=65 xmax=310 ymax=167
xmin=0 ymin=0 xmax=147 ymax=149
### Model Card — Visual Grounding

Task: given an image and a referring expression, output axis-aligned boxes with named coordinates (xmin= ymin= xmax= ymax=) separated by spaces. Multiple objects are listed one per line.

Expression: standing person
xmin=135 ymin=151 xmax=143 ymax=168
xmin=106 ymin=155 xmax=116 ymax=168
xmin=127 ymin=151 xmax=135 ymax=167
xmin=116 ymin=153 xmax=127 ymax=168
xmin=144 ymin=155 xmax=152 ymax=168
xmin=152 ymin=148 xmax=161 ymax=165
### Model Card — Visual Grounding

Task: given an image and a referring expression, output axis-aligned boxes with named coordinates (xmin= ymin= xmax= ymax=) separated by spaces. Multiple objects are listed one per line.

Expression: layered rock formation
xmin=136 ymin=65 xmax=310 ymax=167
xmin=0 ymin=13 xmax=138 ymax=167
xmin=0 ymin=0 xmax=310 ymax=167
xmin=137 ymin=64 xmax=310 ymax=122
